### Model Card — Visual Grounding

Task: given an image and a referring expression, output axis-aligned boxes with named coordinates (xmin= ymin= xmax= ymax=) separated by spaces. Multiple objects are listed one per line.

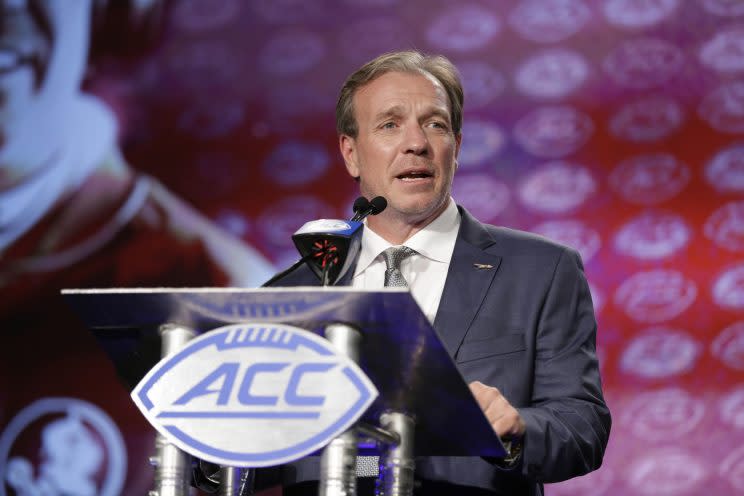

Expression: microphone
xmin=351 ymin=196 xmax=387 ymax=222
xmin=352 ymin=196 xmax=370 ymax=218
xmin=370 ymin=196 xmax=387 ymax=214
xmin=261 ymin=196 xmax=387 ymax=287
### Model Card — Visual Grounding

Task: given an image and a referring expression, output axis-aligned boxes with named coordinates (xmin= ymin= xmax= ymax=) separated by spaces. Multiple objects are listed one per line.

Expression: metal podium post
xmin=219 ymin=466 xmax=242 ymax=495
xmin=320 ymin=323 xmax=363 ymax=496
xmin=319 ymin=324 xmax=416 ymax=496
xmin=376 ymin=412 xmax=415 ymax=496
xmin=149 ymin=324 xmax=195 ymax=496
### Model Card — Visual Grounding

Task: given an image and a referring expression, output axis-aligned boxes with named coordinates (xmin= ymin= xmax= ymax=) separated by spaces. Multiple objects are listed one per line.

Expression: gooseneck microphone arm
xmin=260 ymin=251 xmax=316 ymax=287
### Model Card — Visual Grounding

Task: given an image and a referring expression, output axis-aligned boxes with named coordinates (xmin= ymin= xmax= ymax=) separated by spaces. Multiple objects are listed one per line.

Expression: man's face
xmin=340 ymin=71 xmax=461 ymax=228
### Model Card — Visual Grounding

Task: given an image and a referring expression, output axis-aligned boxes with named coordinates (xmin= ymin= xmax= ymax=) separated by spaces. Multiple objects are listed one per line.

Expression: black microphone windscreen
xmin=353 ymin=196 xmax=370 ymax=214
xmin=369 ymin=196 xmax=387 ymax=215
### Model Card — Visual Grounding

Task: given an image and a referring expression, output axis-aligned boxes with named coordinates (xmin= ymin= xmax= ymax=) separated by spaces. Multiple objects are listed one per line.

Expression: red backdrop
xmin=4 ymin=0 xmax=744 ymax=494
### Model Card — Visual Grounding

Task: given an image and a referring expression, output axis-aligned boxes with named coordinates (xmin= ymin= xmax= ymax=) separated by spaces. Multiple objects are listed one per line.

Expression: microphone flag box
xmin=292 ymin=219 xmax=363 ymax=284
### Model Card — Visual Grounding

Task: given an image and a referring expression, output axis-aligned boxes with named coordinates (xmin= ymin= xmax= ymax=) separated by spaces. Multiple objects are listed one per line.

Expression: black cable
xmin=260 ymin=252 xmax=315 ymax=287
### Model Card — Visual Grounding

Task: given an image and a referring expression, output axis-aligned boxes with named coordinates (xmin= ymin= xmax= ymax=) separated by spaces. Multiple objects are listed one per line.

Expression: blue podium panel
xmin=63 ymin=287 xmax=506 ymax=457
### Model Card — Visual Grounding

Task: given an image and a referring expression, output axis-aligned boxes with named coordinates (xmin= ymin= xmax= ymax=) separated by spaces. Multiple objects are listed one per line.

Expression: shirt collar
xmin=354 ymin=198 xmax=461 ymax=275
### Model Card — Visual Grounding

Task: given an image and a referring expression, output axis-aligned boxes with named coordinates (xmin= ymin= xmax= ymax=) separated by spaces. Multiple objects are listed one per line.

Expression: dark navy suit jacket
xmin=264 ymin=206 xmax=611 ymax=496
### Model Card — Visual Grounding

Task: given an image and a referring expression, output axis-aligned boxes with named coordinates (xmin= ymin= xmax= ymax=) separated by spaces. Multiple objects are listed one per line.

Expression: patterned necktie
xmin=356 ymin=246 xmax=417 ymax=478
xmin=382 ymin=246 xmax=416 ymax=287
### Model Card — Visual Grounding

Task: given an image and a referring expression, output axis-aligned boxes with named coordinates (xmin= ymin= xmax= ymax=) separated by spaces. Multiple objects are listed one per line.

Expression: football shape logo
xmin=132 ymin=323 xmax=377 ymax=467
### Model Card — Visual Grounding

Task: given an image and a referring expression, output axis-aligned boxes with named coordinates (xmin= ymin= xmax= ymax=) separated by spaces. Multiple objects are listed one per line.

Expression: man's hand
xmin=469 ymin=381 xmax=526 ymax=439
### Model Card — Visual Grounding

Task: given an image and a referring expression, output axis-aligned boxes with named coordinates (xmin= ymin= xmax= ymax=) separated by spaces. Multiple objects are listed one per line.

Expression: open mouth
xmin=396 ymin=170 xmax=434 ymax=182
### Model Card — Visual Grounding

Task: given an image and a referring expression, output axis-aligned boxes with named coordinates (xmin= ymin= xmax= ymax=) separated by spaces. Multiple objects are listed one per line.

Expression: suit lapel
xmin=433 ymin=207 xmax=502 ymax=358
xmin=288 ymin=211 xmax=501 ymax=359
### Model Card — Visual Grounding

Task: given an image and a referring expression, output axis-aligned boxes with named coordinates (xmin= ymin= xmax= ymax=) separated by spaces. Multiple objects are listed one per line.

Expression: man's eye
xmin=382 ymin=122 xmax=397 ymax=129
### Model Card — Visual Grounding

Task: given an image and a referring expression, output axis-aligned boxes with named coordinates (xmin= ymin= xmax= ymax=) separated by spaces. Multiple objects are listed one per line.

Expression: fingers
xmin=468 ymin=381 xmax=526 ymax=438
xmin=492 ymin=409 xmax=525 ymax=438
xmin=469 ymin=381 xmax=502 ymax=411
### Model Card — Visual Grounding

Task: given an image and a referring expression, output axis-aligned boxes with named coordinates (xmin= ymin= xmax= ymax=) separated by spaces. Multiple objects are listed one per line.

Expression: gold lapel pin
xmin=473 ymin=263 xmax=494 ymax=270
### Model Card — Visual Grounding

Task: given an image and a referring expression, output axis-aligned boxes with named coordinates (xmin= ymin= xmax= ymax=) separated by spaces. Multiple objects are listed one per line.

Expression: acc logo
xmin=614 ymin=269 xmax=697 ymax=323
xmin=704 ymin=201 xmax=744 ymax=252
xmin=258 ymin=30 xmax=326 ymax=76
xmin=603 ymin=0 xmax=679 ymax=29
xmin=603 ymin=37 xmax=684 ymax=90
xmin=508 ymin=0 xmax=590 ymax=44
xmin=458 ymin=120 xmax=505 ymax=167
xmin=610 ymin=96 xmax=684 ymax=142
xmin=518 ymin=162 xmax=596 ymax=214
xmin=720 ymin=385 xmax=744 ymax=428
xmin=614 ymin=211 xmax=691 ymax=260
xmin=456 ymin=61 xmax=505 ymax=108
xmin=132 ymin=323 xmax=377 ymax=467
xmin=699 ymin=81 xmax=744 ymax=133
xmin=451 ymin=174 xmax=510 ymax=223
xmin=339 ymin=18 xmax=408 ymax=64
xmin=712 ymin=264 xmax=744 ymax=310
xmin=711 ymin=321 xmax=744 ymax=370
xmin=621 ymin=388 xmax=705 ymax=441
xmin=514 ymin=105 xmax=594 ymax=159
xmin=530 ymin=219 xmax=601 ymax=263
xmin=629 ymin=450 xmax=706 ymax=496
xmin=699 ymin=25 xmax=744 ymax=73
xmin=425 ymin=5 xmax=501 ymax=52
xmin=619 ymin=328 xmax=700 ymax=379
xmin=703 ymin=0 xmax=744 ymax=17
xmin=721 ymin=445 xmax=744 ymax=493
xmin=515 ymin=48 xmax=588 ymax=99
xmin=609 ymin=153 xmax=690 ymax=205
xmin=295 ymin=219 xmax=354 ymax=234
xmin=705 ymin=145 xmax=744 ymax=193
xmin=262 ymin=141 xmax=330 ymax=187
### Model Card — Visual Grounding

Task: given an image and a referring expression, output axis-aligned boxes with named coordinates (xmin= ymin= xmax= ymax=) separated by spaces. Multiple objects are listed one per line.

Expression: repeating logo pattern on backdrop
xmin=78 ymin=0 xmax=744 ymax=493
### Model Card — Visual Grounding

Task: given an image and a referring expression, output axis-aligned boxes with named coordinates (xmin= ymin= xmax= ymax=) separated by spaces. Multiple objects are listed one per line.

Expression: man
xmin=265 ymin=50 xmax=610 ymax=495
xmin=0 ymin=1 xmax=273 ymax=494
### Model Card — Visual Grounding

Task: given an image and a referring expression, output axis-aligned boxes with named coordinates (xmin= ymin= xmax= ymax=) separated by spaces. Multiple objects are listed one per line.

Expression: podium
xmin=63 ymin=287 xmax=506 ymax=496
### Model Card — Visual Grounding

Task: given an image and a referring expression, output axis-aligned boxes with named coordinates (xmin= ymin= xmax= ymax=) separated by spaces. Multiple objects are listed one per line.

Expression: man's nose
xmin=403 ymin=125 xmax=430 ymax=155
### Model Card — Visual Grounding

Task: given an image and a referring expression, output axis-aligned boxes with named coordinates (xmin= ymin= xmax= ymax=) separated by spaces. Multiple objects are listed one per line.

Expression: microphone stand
xmin=261 ymin=252 xmax=315 ymax=287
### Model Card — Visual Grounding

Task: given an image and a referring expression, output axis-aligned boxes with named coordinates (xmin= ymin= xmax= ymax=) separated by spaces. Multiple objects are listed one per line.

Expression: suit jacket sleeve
xmin=517 ymin=247 xmax=611 ymax=483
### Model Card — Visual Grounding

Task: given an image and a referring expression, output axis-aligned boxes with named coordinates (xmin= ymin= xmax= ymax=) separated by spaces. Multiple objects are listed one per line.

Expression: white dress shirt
xmin=351 ymin=199 xmax=461 ymax=323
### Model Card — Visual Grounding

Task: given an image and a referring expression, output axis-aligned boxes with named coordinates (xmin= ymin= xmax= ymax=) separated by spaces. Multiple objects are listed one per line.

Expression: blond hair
xmin=336 ymin=50 xmax=464 ymax=138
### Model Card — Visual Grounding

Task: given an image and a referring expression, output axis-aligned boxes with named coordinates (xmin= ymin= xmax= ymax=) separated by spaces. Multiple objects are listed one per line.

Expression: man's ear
xmin=339 ymin=134 xmax=360 ymax=179
xmin=455 ymin=132 xmax=462 ymax=162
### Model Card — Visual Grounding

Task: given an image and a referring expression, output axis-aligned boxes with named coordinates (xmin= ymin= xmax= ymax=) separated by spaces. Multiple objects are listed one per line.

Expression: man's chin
xmin=391 ymin=198 xmax=448 ymax=224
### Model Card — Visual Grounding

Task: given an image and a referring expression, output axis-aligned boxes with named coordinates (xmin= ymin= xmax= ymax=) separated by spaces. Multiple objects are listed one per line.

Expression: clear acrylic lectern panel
xmin=63 ymin=287 xmax=505 ymax=458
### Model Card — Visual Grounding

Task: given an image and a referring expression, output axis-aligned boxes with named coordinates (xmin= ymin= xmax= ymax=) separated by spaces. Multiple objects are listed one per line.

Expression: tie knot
xmin=382 ymin=246 xmax=416 ymax=270
xmin=382 ymin=246 xmax=416 ymax=287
